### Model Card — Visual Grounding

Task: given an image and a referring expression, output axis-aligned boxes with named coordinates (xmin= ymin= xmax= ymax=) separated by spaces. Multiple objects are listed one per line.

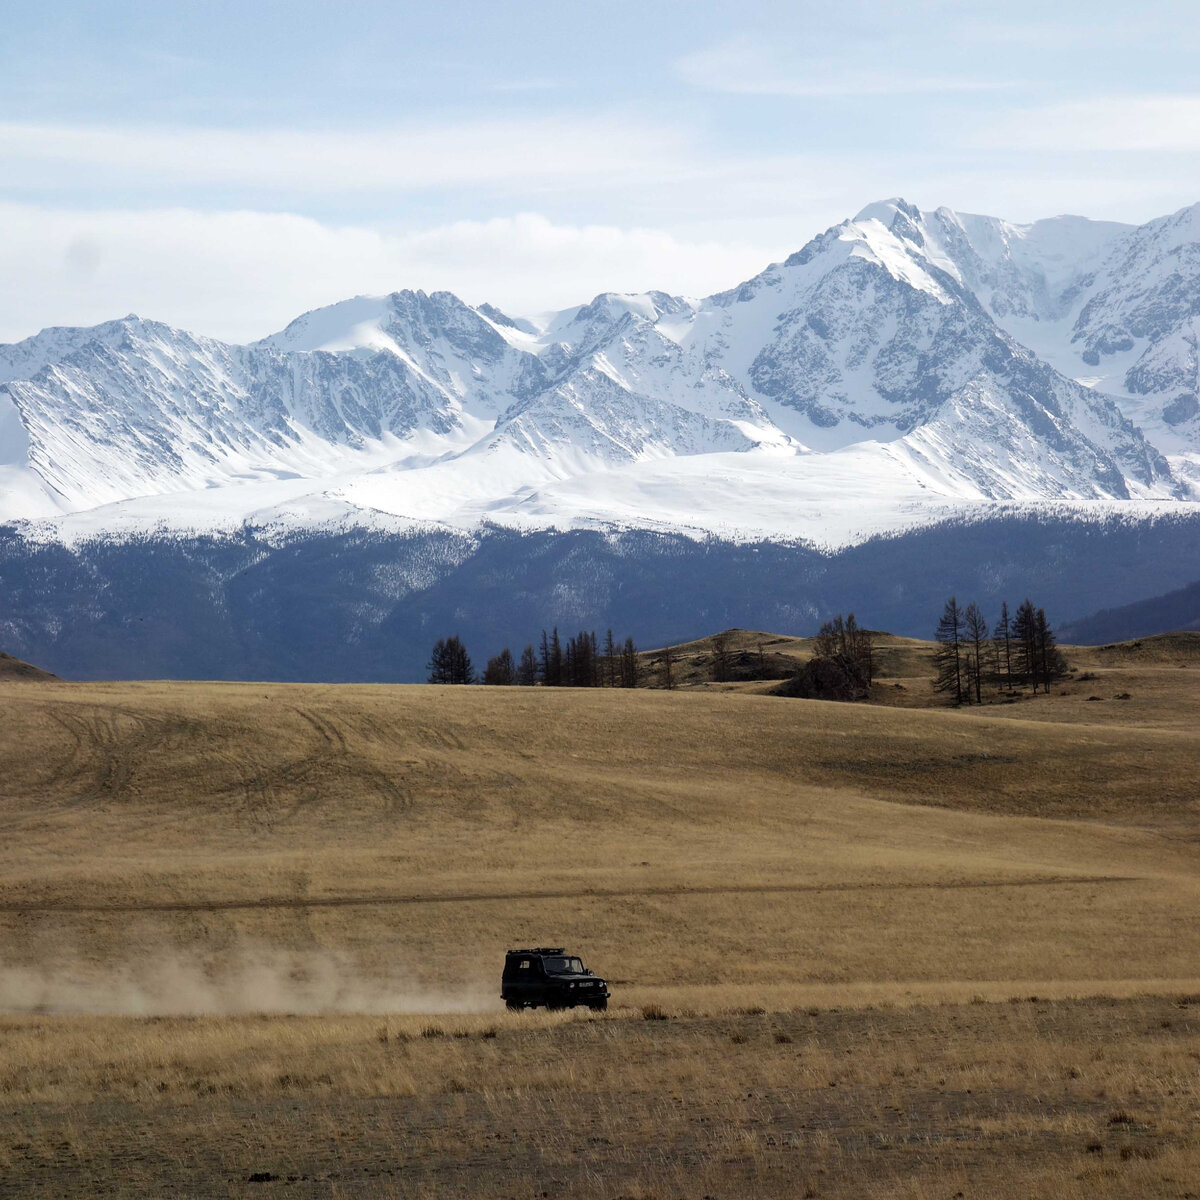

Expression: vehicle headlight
xmin=569 ymin=982 xmax=575 ymax=988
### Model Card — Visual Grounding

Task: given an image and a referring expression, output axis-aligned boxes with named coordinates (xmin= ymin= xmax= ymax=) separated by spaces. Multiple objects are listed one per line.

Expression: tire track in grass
xmin=0 ymin=874 xmax=1136 ymax=915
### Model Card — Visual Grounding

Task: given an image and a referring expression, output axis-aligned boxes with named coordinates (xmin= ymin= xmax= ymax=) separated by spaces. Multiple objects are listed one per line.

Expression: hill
xmin=632 ymin=626 xmax=1200 ymax=711
xmin=1061 ymin=579 xmax=1200 ymax=643
xmin=0 ymin=649 xmax=57 ymax=681
xmin=1083 ymin=630 xmax=1200 ymax=662
xmin=632 ymin=626 xmax=937 ymax=702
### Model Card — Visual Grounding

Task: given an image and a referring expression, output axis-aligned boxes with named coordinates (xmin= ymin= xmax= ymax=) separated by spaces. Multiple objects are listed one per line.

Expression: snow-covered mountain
xmin=1 ymin=198 xmax=1198 ymax=547
xmin=848 ymin=199 xmax=1200 ymax=457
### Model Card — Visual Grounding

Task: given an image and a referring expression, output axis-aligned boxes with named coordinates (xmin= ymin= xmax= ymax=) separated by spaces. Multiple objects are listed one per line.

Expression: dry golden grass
xmin=0 ymin=637 xmax=1197 ymax=1195
xmin=1 ymin=996 xmax=1197 ymax=1197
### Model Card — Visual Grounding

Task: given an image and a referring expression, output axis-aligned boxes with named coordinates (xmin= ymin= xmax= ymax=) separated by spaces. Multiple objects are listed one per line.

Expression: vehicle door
xmin=510 ymin=955 xmax=541 ymax=1005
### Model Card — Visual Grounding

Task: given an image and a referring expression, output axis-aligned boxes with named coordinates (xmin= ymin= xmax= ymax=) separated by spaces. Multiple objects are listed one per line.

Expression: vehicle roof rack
xmin=506 ymin=947 xmax=565 ymax=955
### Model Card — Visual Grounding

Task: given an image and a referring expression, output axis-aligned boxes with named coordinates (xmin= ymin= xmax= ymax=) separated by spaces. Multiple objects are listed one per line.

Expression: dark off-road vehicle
xmin=501 ymin=948 xmax=610 ymax=1011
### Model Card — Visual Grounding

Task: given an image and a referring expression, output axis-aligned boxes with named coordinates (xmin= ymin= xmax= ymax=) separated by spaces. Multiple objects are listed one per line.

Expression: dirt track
xmin=0 ymin=874 xmax=1136 ymax=915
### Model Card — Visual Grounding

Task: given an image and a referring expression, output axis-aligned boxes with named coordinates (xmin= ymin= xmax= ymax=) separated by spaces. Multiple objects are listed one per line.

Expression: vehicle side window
xmin=519 ymin=959 xmax=531 ymax=969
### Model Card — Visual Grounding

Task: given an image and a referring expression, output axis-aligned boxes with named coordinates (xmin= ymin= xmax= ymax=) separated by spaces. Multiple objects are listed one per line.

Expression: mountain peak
xmin=0 ymin=195 xmax=1193 ymax=537
xmin=853 ymin=198 xmax=923 ymax=227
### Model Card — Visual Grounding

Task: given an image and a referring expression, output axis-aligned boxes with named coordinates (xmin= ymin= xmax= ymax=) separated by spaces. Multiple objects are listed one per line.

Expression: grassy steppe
xmin=0 ymin=636 xmax=1197 ymax=1196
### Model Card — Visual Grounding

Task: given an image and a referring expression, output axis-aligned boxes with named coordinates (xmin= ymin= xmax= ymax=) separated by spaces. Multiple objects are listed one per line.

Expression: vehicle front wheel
xmin=589 ymin=999 xmax=608 ymax=1012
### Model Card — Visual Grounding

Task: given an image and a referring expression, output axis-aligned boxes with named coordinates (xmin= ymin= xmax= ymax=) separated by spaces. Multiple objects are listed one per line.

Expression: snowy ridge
xmin=0 ymin=199 xmax=1198 ymax=547
xmin=847 ymin=199 xmax=1200 ymax=457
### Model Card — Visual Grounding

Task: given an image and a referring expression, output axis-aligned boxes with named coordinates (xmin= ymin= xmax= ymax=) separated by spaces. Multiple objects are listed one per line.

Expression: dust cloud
xmin=0 ymin=948 xmax=499 ymax=1016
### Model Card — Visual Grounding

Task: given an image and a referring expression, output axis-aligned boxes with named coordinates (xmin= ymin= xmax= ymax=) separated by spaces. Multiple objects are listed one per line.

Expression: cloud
xmin=984 ymin=95 xmax=1200 ymax=151
xmin=0 ymin=115 xmax=683 ymax=193
xmin=0 ymin=204 xmax=782 ymax=344
xmin=676 ymin=36 xmax=1016 ymax=97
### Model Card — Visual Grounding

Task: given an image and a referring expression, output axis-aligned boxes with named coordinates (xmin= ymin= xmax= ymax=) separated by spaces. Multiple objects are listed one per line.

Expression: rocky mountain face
xmin=0 ymin=199 xmax=1197 ymax=538
xmin=662 ymin=210 xmax=1172 ymax=498
xmin=848 ymin=199 xmax=1200 ymax=456
xmin=1069 ymin=205 xmax=1200 ymax=450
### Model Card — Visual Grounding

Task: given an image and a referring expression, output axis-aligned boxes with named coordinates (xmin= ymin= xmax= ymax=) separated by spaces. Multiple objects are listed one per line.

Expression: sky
xmin=3 ymin=0 xmax=1200 ymax=342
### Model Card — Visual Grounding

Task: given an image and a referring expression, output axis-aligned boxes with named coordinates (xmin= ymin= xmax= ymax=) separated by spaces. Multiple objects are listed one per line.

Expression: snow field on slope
xmin=1 ymin=197 xmax=1198 ymax=547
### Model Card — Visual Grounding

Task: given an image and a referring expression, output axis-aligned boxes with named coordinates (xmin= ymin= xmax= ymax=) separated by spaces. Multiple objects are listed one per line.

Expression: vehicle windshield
xmin=542 ymin=956 xmax=585 ymax=975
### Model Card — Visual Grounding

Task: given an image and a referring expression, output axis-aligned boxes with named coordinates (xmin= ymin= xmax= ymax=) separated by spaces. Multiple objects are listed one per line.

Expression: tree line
xmin=430 ymin=597 xmax=1067 ymax=703
xmin=935 ymin=597 xmax=1066 ymax=704
xmin=428 ymin=628 xmax=643 ymax=687
xmin=781 ymin=612 xmax=876 ymax=700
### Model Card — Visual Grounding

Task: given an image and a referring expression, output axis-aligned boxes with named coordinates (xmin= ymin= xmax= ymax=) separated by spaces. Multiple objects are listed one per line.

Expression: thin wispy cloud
xmin=676 ymin=36 xmax=1018 ymax=97
xmin=984 ymin=95 xmax=1200 ymax=152
xmin=0 ymin=115 xmax=684 ymax=193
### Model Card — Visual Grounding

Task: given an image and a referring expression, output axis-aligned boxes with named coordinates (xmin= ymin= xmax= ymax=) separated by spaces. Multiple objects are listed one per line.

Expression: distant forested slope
xmin=1061 ymin=580 xmax=1200 ymax=644
xmin=2 ymin=511 xmax=1199 ymax=681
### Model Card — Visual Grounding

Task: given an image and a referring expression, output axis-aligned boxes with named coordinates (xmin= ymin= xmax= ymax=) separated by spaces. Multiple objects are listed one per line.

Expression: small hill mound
xmin=635 ymin=628 xmax=801 ymax=688
xmin=1086 ymin=631 xmax=1200 ymax=664
xmin=635 ymin=628 xmax=937 ymax=691
xmin=774 ymin=656 xmax=871 ymax=701
xmin=0 ymin=651 xmax=59 ymax=681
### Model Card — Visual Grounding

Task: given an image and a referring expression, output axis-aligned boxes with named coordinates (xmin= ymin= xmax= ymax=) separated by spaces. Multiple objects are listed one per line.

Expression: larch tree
xmin=963 ymin=602 xmax=989 ymax=705
xmin=603 ymin=628 xmax=617 ymax=687
xmin=537 ymin=627 xmax=564 ymax=687
xmin=621 ymin=637 xmax=640 ymax=687
xmin=1034 ymin=607 xmax=1068 ymax=693
xmin=1013 ymin=599 xmax=1040 ymax=693
xmin=657 ymin=644 xmax=675 ymax=690
xmin=810 ymin=612 xmax=875 ymax=693
xmin=517 ymin=643 xmax=538 ymax=686
xmin=427 ymin=635 xmax=474 ymax=685
xmin=992 ymin=601 xmax=1013 ymax=692
xmin=483 ymin=647 xmax=516 ymax=686
xmin=711 ymin=631 xmax=733 ymax=683
xmin=934 ymin=597 xmax=966 ymax=704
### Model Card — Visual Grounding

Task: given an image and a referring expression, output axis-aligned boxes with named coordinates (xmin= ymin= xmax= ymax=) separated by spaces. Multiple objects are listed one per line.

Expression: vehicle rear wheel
xmin=505 ymin=1001 xmax=523 ymax=1011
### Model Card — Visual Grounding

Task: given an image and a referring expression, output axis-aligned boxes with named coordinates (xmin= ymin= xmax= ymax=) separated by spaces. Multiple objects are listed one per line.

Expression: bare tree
xmin=808 ymin=612 xmax=875 ymax=694
xmin=564 ymin=630 xmax=600 ymax=687
xmin=711 ymin=631 xmax=733 ymax=683
xmin=621 ymin=637 xmax=640 ymax=687
xmin=517 ymin=644 xmax=538 ymax=686
xmin=933 ymin=597 xmax=965 ymax=704
xmin=657 ymin=644 xmax=675 ymax=690
xmin=428 ymin=635 xmax=474 ymax=685
xmin=537 ymin=627 xmax=565 ymax=686
xmin=603 ymin=628 xmax=617 ymax=687
xmin=1013 ymin=599 xmax=1040 ymax=693
xmin=963 ymin=602 xmax=989 ymax=705
xmin=483 ymin=648 xmax=516 ymax=686
xmin=1035 ymin=607 xmax=1068 ymax=693
xmin=992 ymin=601 xmax=1013 ymax=693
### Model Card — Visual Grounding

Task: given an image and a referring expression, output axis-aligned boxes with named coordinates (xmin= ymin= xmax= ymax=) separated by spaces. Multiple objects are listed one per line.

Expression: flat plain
xmin=0 ymin=633 xmax=1197 ymax=1197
